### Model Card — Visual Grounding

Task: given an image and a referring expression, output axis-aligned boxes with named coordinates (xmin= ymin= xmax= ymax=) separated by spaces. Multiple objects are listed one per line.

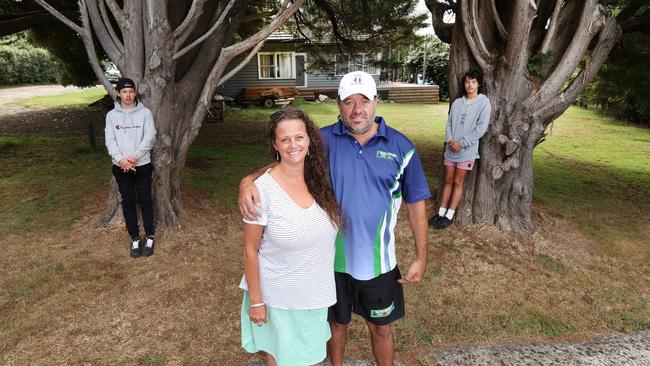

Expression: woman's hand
xmin=249 ymin=304 xmax=267 ymax=326
xmin=447 ymin=140 xmax=462 ymax=153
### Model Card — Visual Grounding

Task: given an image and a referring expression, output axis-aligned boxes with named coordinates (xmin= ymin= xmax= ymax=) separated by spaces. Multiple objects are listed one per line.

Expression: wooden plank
xmin=243 ymin=86 xmax=297 ymax=101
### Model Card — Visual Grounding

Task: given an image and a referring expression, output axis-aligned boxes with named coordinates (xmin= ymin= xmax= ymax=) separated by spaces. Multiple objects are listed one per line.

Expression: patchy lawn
xmin=0 ymin=100 xmax=648 ymax=365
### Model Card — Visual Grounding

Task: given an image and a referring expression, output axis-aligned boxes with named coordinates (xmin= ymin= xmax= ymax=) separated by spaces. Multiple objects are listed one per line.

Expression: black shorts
xmin=328 ymin=266 xmax=405 ymax=326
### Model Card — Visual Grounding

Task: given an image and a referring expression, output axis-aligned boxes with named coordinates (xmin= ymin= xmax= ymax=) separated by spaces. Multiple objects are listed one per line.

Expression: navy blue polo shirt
xmin=321 ymin=117 xmax=431 ymax=280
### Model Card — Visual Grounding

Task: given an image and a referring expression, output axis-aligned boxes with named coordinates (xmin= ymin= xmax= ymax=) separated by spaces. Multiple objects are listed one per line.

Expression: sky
xmin=415 ymin=0 xmax=435 ymax=35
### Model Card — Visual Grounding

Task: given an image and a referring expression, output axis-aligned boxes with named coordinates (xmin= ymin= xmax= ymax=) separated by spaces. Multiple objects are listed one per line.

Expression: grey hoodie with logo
xmin=105 ymin=102 xmax=156 ymax=167
xmin=444 ymin=94 xmax=491 ymax=162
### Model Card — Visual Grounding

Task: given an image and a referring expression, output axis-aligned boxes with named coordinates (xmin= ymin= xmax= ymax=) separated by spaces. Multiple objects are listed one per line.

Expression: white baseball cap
xmin=338 ymin=71 xmax=377 ymax=101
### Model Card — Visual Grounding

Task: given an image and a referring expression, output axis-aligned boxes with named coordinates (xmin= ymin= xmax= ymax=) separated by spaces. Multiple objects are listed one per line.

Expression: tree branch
xmin=460 ymin=0 xmax=490 ymax=71
xmin=187 ymin=0 xmax=305 ymax=150
xmin=536 ymin=18 xmax=620 ymax=123
xmin=104 ymin=0 xmax=126 ymax=29
xmin=173 ymin=0 xmax=236 ymax=60
xmin=0 ymin=11 xmax=75 ymax=37
xmin=618 ymin=13 xmax=650 ymax=34
xmin=78 ymin=0 xmax=117 ymax=98
xmin=34 ymin=0 xmax=83 ymax=34
xmin=540 ymin=0 xmax=563 ymax=54
xmin=489 ymin=0 xmax=508 ymax=41
xmin=99 ymin=0 xmax=124 ymax=53
xmin=86 ymin=0 xmax=122 ymax=62
xmin=534 ymin=0 xmax=605 ymax=104
xmin=311 ymin=0 xmax=357 ymax=45
xmin=425 ymin=0 xmax=454 ymax=44
xmin=217 ymin=41 xmax=265 ymax=87
xmin=173 ymin=0 xmax=207 ymax=47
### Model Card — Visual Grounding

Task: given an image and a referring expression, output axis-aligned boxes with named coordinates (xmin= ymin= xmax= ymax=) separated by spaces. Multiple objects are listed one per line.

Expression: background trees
xmin=402 ymin=35 xmax=450 ymax=98
xmin=31 ymin=0 xmax=305 ymax=228
xmin=578 ymin=32 xmax=650 ymax=126
xmin=425 ymin=0 xmax=650 ymax=233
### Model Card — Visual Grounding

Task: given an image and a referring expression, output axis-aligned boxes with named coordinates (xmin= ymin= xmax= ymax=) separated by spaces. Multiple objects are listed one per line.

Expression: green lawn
xmin=2 ymin=97 xmax=648 ymax=252
xmin=13 ymin=86 xmax=105 ymax=108
xmin=1 ymin=98 xmax=648 ymax=363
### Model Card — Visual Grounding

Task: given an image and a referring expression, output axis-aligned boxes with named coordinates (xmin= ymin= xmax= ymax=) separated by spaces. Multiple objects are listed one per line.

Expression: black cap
xmin=116 ymin=78 xmax=136 ymax=91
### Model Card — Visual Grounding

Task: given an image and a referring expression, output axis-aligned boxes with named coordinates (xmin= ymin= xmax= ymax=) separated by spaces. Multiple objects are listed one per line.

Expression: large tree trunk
xmin=427 ymin=0 xmax=623 ymax=233
xmin=36 ymin=0 xmax=305 ymax=230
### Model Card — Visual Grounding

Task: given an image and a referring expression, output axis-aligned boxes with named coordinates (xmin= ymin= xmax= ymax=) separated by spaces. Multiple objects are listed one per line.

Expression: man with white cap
xmin=239 ymin=71 xmax=430 ymax=365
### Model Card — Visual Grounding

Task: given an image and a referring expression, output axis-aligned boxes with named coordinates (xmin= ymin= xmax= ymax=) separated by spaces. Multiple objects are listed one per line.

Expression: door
xmin=295 ymin=54 xmax=306 ymax=87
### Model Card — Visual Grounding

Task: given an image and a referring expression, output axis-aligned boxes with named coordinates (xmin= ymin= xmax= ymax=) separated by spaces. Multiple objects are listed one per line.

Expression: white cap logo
xmin=338 ymin=71 xmax=377 ymax=101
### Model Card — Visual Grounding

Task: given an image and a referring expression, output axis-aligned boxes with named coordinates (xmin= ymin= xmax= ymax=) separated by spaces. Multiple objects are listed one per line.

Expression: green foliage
xmin=402 ymin=35 xmax=450 ymax=98
xmin=527 ymin=51 xmax=552 ymax=78
xmin=577 ymin=33 xmax=650 ymax=126
xmin=29 ymin=23 xmax=98 ymax=87
xmin=0 ymin=32 xmax=61 ymax=85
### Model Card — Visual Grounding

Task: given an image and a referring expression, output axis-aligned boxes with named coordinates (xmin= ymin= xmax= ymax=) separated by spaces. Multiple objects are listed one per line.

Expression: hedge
xmin=0 ymin=45 xmax=61 ymax=85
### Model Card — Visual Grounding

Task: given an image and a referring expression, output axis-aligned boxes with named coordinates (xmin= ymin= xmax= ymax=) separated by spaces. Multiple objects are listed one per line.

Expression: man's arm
xmin=398 ymin=200 xmax=428 ymax=284
xmin=238 ymin=162 xmax=278 ymax=220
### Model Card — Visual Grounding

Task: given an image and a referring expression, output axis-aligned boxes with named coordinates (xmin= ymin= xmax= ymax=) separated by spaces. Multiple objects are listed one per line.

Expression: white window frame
xmin=257 ymin=52 xmax=296 ymax=80
xmin=334 ymin=53 xmax=381 ymax=76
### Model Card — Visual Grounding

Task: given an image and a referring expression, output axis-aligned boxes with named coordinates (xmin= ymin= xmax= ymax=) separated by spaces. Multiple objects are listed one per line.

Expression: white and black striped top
xmin=239 ymin=171 xmax=338 ymax=309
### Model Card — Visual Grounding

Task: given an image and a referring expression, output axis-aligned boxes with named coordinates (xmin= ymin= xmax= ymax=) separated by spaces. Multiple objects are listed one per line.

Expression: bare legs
xmin=328 ymin=321 xmax=394 ymax=366
xmin=439 ymin=165 xmax=468 ymax=212
xmin=367 ymin=322 xmax=394 ymax=366
xmin=328 ymin=322 xmax=347 ymax=366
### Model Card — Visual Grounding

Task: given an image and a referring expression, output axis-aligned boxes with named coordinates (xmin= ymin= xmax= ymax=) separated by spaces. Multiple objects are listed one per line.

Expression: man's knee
xmin=366 ymin=322 xmax=392 ymax=338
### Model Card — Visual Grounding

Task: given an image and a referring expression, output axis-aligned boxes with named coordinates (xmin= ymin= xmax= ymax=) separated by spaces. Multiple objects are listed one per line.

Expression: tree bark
xmin=429 ymin=0 xmax=622 ymax=233
xmin=37 ymin=0 xmax=305 ymax=229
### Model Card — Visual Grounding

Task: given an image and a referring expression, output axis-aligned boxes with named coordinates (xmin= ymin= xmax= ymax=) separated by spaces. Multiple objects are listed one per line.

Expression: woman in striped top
xmin=240 ymin=107 xmax=342 ymax=365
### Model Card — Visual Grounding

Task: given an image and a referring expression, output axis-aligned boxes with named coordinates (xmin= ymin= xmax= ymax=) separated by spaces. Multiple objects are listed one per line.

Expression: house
xmin=217 ymin=32 xmax=439 ymax=104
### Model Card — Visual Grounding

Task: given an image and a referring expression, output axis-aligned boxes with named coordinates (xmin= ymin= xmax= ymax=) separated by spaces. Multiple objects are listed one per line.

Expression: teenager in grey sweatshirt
xmin=430 ymin=69 xmax=491 ymax=230
xmin=105 ymin=78 xmax=157 ymax=257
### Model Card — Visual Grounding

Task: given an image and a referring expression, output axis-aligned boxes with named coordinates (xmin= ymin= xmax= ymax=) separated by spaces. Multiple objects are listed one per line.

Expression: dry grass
xmin=1 ymin=103 xmax=648 ymax=365
xmin=2 ymin=191 xmax=647 ymax=365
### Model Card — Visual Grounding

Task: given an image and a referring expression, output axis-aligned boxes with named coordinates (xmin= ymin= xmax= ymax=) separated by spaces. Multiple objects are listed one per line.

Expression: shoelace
xmin=145 ymin=238 xmax=154 ymax=248
xmin=132 ymin=240 xmax=140 ymax=249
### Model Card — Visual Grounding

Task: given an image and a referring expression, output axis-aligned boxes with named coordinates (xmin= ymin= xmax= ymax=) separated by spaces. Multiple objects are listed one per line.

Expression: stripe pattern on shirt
xmin=239 ymin=172 xmax=338 ymax=310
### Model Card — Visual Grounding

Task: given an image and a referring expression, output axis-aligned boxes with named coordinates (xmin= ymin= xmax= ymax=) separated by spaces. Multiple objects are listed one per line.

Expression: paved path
xmin=0 ymin=85 xmax=93 ymax=114
xmin=242 ymin=331 xmax=650 ymax=365
xmin=430 ymin=331 xmax=650 ymax=366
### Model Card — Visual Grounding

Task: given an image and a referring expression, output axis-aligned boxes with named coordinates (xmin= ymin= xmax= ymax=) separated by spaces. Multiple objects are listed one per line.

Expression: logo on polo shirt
xmin=376 ymin=150 xmax=398 ymax=161
xmin=370 ymin=302 xmax=395 ymax=318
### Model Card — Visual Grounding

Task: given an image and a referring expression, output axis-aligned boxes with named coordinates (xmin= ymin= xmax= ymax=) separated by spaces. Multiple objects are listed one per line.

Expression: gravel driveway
xmin=0 ymin=84 xmax=92 ymax=114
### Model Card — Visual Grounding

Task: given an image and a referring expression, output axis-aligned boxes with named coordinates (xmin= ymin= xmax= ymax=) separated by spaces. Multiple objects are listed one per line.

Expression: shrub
xmin=0 ymin=34 xmax=61 ymax=85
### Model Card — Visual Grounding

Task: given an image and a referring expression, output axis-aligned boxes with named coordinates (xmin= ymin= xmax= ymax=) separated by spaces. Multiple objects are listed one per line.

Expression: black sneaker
xmin=428 ymin=215 xmax=443 ymax=228
xmin=434 ymin=217 xmax=453 ymax=230
xmin=141 ymin=235 xmax=155 ymax=257
xmin=130 ymin=237 xmax=141 ymax=258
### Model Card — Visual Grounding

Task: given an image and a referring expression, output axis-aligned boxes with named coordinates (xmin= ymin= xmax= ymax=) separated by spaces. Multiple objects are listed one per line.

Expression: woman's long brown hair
xmin=268 ymin=107 xmax=342 ymax=227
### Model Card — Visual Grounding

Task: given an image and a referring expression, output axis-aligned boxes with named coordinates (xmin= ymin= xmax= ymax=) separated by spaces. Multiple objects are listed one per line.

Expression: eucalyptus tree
xmin=426 ymin=0 xmax=650 ymax=233
xmin=34 ymin=0 xmax=304 ymax=227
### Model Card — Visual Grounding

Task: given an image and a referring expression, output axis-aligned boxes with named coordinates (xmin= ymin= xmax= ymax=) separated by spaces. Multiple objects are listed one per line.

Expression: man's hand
xmin=448 ymin=140 xmax=462 ymax=153
xmin=238 ymin=176 xmax=261 ymax=220
xmin=398 ymin=259 xmax=426 ymax=284
xmin=119 ymin=157 xmax=136 ymax=172
xmin=400 ymin=200 xmax=428 ymax=285
xmin=126 ymin=156 xmax=138 ymax=166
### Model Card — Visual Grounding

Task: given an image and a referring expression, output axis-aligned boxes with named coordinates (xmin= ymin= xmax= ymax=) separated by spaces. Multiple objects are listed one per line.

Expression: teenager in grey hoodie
xmin=430 ymin=69 xmax=491 ymax=230
xmin=105 ymin=78 xmax=157 ymax=257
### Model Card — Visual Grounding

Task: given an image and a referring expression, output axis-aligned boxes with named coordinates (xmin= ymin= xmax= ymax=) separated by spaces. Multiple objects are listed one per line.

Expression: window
xmin=257 ymin=52 xmax=295 ymax=79
xmin=335 ymin=53 xmax=381 ymax=76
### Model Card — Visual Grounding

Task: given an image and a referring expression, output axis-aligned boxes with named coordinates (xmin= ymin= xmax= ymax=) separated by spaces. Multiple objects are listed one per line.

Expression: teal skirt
xmin=241 ymin=291 xmax=331 ymax=366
